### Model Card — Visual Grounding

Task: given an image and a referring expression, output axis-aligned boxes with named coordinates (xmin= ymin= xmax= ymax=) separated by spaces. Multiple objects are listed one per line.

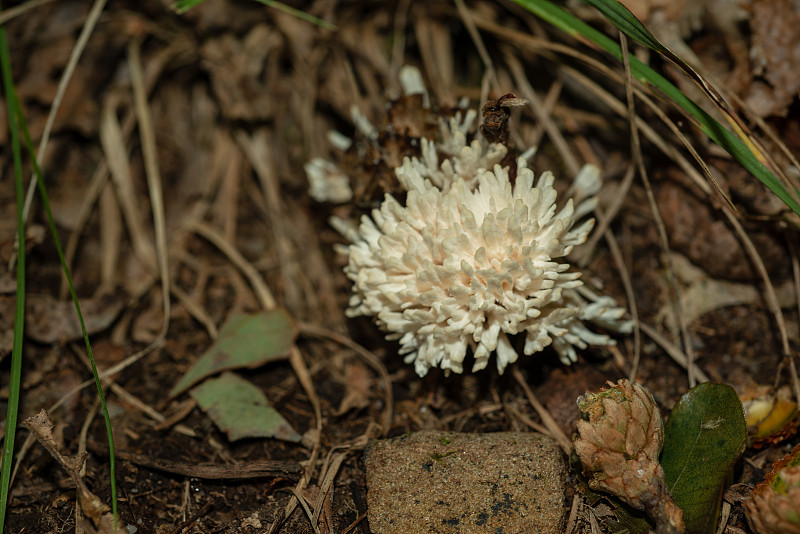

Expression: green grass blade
xmin=16 ymin=87 xmax=119 ymax=533
xmin=511 ymin=0 xmax=800 ymax=218
xmin=0 ymin=21 xmax=26 ymax=534
xmin=0 ymin=7 xmax=118 ymax=531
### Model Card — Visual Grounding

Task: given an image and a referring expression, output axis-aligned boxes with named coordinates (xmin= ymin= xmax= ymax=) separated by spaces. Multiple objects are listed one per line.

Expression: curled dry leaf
xmin=23 ymin=410 xmax=115 ymax=533
xmin=24 ymin=293 xmax=125 ymax=344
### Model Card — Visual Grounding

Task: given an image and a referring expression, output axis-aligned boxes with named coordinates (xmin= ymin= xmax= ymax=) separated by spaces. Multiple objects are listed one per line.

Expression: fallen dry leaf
xmin=334 ymin=362 xmax=372 ymax=416
xmin=23 ymin=410 xmax=116 ymax=534
xmin=24 ymin=293 xmax=125 ymax=344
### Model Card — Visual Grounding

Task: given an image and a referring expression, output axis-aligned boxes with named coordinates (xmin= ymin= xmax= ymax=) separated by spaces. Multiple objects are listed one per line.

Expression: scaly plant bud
xmin=745 ymin=445 xmax=800 ymax=534
xmin=574 ymin=379 xmax=684 ymax=534
xmin=574 ymin=379 xmax=663 ymax=508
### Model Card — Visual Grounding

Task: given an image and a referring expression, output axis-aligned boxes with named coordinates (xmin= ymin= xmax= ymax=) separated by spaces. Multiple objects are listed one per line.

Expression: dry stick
xmin=388 ymin=0 xmax=412 ymax=84
xmin=506 ymin=55 xmax=579 ymax=176
xmin=98 ymin=179 xmax=122 ymax=295
xmin=619 ymin=33 xmax=696 ymax=387
xmin=594 ymin=205 xmax=642 ymax=381
xmin=129 ymin=38 xmax=171 ymax=343
xmin=76 ymin=398 xmax=100 ymax=534
xmin=17 ymin=0 xmax=109 ymax=237
xmin=454 ymin=0 xmax=500 ymax=94
xmin=284 ymin=344 xmax=324 ymax=533
xmin=527 ymin=78 xmax=564 ymax=151
xmin=413 ymin=16 xmax=452 ymax=106
xmin=298 ymin=322 xmax=393 ymax=437
xmin=189 ymin=221 xmax=276 ymax=310
xmin=187 ymin=222 xmax=322 ymax=534
xmin=788 ymin=238 xmax=800 ymax=406
xmin=312 ymin=450 xmax=348 ymax=526
xmin=100 ymin=95 xmax=158 ymax=270
xmin=639 ymin=322 xmax=710 ymax=383
xmin=85 ymin=441 xmax=301 ymax=480
xmin=70 ymin=344 xmax=198 ymax=437
xmin=61 ymin=38 xmax=170 ymax=299
xmin=170 ymin=284 xmax=219 ymax=339
xmin=565 ymin=494 xmax=582 ymax=534
xmin=508 ymin=55 xmax=640 ymax=377
xmin=60 ymin=164 xmax=109 ymax=299
xmin=504 ymin=402 xmax=551 ymax=436
xmin=511 ymin=367 xmax=571 ymax=454
xmin=722 ymin=206 xmax=793 ymax=364
xmin=289 ymin=486 xmax=320 ymax=534
xmin=235 ymin=129 xmax=300 ymax=309
xmin=576 ymin=164 xmax=636 ymax=266
xmin=0 ymin=0 xmax=57 ymax=25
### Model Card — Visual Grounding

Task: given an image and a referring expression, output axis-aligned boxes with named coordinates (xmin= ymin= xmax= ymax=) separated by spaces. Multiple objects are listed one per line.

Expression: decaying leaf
xmin=25 ymin=293 xmax=125 ymax=344
xmin=170 ymin=309 xmax=297 ymax=397
xmin=23 ymin=410 xmax=116 ymax=534
xmin=191 ymin=372 xmax=301 ymax=442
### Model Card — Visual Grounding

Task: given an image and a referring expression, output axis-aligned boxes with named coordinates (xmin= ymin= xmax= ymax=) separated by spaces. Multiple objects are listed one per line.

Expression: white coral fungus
xmin=333 ymin=127 xmax=631 ymax=377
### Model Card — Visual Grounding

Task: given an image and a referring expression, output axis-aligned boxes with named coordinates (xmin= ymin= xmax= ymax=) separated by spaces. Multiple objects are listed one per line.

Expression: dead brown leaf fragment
xmin=22 ymin=410 xmax=115 ymax=534
xmin=24 ymin=293 xmax=125 ymax=344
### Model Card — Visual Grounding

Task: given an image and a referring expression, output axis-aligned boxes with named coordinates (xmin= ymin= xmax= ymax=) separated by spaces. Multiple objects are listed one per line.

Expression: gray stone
xmin=364 ymin=430 xmax=567 ymax=534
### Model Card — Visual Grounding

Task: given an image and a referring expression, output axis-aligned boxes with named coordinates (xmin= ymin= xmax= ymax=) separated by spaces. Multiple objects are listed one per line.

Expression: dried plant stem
xmin=789 ymin=237 xmax=800 ymax=406
xmin=512 ymin=367 xmax=571 ymax=453
xmin=619 ymin=33 xmax=696 ymax=387
xmin=299 ymin=322 xmax=393 ymax=436
xmin=130 ymin=38 xmax=171 ymax=343
xmin=18 ymin=0 xmax=108 ymax=231
xmin=189 ymin=221 xmax=276 ymax=309
xmin=639 ymin=322 xmax=710 ymax=383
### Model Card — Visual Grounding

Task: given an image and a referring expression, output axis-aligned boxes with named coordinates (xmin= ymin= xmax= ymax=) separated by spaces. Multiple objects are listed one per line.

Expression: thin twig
xmin=619 ymin=33 xmax=696 ymax=388
xmin=18 ymin=0 xmax=109 ymax=230
xmin=189 ymin=221 xmax=276 ymax=310
xmin=299 ymin=322 xmax=393 ymax=437
xmin=511 ymin=367 xmax=571 ymax=454
xmin=130 ymin=38 xmax=171 ymax=344
xmin=639 ymin=322 xmax=710 ymax=383
xmin=788 ymin=236 xmax=800 ymax=407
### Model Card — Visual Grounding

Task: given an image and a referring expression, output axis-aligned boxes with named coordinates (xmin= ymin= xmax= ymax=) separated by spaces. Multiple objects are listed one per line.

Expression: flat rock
xmin=364 ymin=430 xmax=566 ymax=534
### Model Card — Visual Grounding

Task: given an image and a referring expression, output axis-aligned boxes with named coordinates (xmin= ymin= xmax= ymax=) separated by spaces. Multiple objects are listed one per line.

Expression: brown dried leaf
xmin=25 ymin=293 xmax=124 ymax=344
xmin=334 ymin=362 xmax=372 ymax=416
xmin=23 ymin=410 xmax=115 ymax=533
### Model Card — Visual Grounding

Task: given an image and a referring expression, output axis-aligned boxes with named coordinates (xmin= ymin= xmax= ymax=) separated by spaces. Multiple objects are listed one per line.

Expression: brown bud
xmin=574 ymin=379 xmax=664 ymax=509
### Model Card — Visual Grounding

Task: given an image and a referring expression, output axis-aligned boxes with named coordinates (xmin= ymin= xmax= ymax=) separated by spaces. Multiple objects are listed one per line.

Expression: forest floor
xmin=1 ymin=0 xmax=799 ymax=532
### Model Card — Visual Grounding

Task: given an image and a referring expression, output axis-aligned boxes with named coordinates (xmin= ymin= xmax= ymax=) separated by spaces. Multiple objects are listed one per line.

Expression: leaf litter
xmin=0 ymin=0 xmax=798 ymax=533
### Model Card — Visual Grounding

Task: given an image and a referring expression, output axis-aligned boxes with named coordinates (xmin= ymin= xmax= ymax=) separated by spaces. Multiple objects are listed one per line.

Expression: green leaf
xmin=170 ymin=309 xmax=297 ymax=397
xmin=661 ymin=383 xmax=747 ymax=534
xmin=511 ymin=0 xmax=800 ymax=219
xmin=191 ymin=372 xmax=301 ymax=442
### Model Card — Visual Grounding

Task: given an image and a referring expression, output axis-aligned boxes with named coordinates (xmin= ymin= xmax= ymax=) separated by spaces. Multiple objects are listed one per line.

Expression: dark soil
xmin=1 ymin=0 xmax=798 ymax=533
